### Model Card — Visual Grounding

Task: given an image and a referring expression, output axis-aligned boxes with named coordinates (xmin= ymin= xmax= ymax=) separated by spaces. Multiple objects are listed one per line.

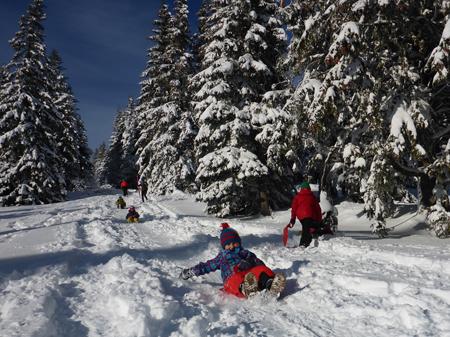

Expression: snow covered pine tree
xmin=104 ymin=107 xmax=128 ymax=187
xmin=192 ymin=0 xmax=295 ymax=216
xmin=136 ymin=2 xmax=197 ymax=195
xmin=0 ymin=0 xmax=67 ymax=205
xmin=119 ymin=98 xmax=139 ymax=188
xmin=93 ymin=143 xmax=108 ymax=187
xmin=47 ymin=50 xmax=92 ymax=191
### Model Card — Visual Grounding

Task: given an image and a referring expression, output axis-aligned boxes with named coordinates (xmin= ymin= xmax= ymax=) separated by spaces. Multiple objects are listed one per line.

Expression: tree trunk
xmin=418 ymin=174 xmax=436 ymax=208
xmin=387 ymin=154 xmax=438 ymax=209
xmin=320 ymin=147 xmax=339 ymax=202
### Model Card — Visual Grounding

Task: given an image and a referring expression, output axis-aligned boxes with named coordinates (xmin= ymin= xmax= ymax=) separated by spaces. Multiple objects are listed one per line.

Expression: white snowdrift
xmin=0 ymin=190 xmax=449 ymax=337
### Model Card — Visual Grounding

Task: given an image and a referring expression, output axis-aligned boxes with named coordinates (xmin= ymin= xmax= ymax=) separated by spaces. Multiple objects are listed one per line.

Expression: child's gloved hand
xmin=179 ymin=268 xmax=195 ymax=280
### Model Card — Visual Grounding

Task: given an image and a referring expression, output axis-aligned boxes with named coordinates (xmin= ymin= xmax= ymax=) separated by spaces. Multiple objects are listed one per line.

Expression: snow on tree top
xmin=327 ymin=21 xmax=360 ymax=61
xmin=415 ymin=144 xmax=426 ymax=156
xmin=343 ymin=143 xmax=358 ymax=160
xmin=355 ymin=157 xmax=366 ymax=168
xmin=239 ymin=54 xmax=270 ymax=73
xmin=338 ymin=22 xmax=360 ymax=40
xmin=389 ymin=101 xmax=417 ymax=155
xmin=427 ymin=18 xmax=450 ymax=84
xmin=215 ymin=60 xmax=234 ymax=75
xmin=197 ymin=147 xmax=268 ymax=180
xmin=378 ymin=0 xmax=391 ymax=6
xmin=352 ymin=0 xmax=369 ymax=11
xmin=213 ymin=20 xmax=233 ymax=39
xmin=440 ymin=17 xmax=450 ymax=45
xmin=324 ymin=87 xmax=336 ymax=103
xmin=248 ymin=23 xmax=267 ymax=35
xmin=301 ymin=13 xmax=320 ymax=41
xmin=296 ymin=78 xmax=322 ymax=101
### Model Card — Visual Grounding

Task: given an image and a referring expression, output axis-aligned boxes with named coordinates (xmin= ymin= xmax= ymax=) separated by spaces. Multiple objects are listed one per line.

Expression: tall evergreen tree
xmin=93 ymin=142 xmax=108 ymax=186
xmin=192 ymin=0 xmax=212 ymax=72
xmin=103 ymin=99 xmax=139 ymax=188
xmin=0 ymin=66 xmax=6 ymax=86
xmin=136 ymin=4 xmax=173 ymax=187
xmin=191 ymin=0 xmax=292 ymax=216
xmin=120 ymin=98 xmax=138 ymax=188
xmin=246 ymin=1 xmax=298 ymax=209
xmin=423 ymin=5 xmax=450 ymax=237
xmin=104 ymin=109 xmax=126 ymax=187
xmin=137 ymin=4 xmax=173 ymax=116
xmin=48 ymin=50 xmax=92 ymax=190
xmin=0 ymin=0 xmax=66 ymax=205
xmin=171 ymin=0 xmax=191 ymax=106
xmin=136 ymin=2 xmax=197 ymax=194
xmin=0 ymin=65 xmax=7 ymax=107
xmin=170 ymin=0 xmax=197 ymax=193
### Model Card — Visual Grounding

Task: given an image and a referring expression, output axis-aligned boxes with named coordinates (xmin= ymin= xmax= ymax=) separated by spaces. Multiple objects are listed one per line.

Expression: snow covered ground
xmin=0 ymin=189 xmax=449 ymax=337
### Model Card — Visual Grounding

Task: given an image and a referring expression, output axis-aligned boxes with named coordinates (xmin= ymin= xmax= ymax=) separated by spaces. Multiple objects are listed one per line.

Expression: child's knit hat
xmin=295 ymin=181 xmax=310 ymax=191
xmin=220 ymin=223 xmax=241 ymax=248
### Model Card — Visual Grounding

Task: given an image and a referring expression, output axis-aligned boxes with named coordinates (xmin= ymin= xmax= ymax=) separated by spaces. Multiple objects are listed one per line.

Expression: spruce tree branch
xmin=387 ymin=154 xmax=426 ymax=178
xmin=432 ymin=125 xmax=450 ymax=140
xmin=431 ymin=83 xmax=450 ymax=98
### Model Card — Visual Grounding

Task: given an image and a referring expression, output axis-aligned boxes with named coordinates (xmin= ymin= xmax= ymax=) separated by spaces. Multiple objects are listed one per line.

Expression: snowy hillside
xmin=0 ymin=190 xmax=449 ymax=337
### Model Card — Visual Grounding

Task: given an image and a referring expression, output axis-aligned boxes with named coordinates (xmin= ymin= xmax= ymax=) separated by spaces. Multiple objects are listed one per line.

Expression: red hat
xmin=220 ymin=223 xmax=241 ymax=248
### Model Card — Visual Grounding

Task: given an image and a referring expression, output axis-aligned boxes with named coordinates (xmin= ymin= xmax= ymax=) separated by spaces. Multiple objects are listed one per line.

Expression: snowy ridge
xmin=0 ymin=190 xmax=449 ymax=337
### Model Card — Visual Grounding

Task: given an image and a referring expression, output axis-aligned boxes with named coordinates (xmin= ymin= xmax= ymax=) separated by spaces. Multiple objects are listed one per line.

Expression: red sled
xmin=282 ymin=224 xmax=290 ymax=247
xmin=222 ymin=265 xmax=275 ymax=298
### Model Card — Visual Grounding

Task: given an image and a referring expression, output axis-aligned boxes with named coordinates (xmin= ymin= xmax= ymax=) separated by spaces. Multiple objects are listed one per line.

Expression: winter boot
xmin=313 ymin=234 xmax=319 ymax=248
xmin=242 ymin=272 xmax=259 ymax=298
xmin=268 ymin=273 xmax=286 ymax=297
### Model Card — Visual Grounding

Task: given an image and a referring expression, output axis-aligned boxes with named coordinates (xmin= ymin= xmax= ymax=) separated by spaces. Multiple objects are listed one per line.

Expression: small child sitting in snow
xmin=116 ymin=196 xmax=126 ymax=209
xmin=179 ymin=223 xmax=286 ymax=298
xmin=126 ymin=206 xmax=139 ymax=223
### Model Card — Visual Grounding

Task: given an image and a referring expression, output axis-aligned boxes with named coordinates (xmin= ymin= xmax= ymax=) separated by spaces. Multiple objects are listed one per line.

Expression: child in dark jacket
xmin=179 ymin=223 xmax=286 ymax=298
xmin=126 ymin=206 xmax=140 ymax=223
xmin=116 ymin=196 xmax=126 ymax=209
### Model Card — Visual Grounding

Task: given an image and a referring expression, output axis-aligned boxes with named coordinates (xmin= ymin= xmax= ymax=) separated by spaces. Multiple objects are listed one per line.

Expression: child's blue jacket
xmin=191 ymin=246 xmax=264 ymax=282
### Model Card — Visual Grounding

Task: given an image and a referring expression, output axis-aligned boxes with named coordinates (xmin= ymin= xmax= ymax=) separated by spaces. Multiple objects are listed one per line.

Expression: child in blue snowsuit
xmin=179 ymin=223 xmax=286 ymax=298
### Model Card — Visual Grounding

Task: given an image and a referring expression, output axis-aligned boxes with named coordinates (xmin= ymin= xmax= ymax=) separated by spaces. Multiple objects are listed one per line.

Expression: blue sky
xmin=0 ymin=0 xmax=202 ymax=149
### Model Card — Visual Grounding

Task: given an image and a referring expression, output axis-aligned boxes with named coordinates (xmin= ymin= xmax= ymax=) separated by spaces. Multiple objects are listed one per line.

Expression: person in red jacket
xmin=120 ymin=179 xmax=129 ymax=196
xmin=289 ymin=182 xmax=322 ymax=247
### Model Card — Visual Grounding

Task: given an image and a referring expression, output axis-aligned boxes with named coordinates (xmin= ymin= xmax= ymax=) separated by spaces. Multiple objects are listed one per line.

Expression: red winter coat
xmin=290 ymin=189 xmax=322 ymax=224
xmin=120 ymin=181 xmax=128 ymax=188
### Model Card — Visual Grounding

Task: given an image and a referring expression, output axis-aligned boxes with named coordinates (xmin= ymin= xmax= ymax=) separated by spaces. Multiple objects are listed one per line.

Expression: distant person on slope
xmin=288 ymin=182 xmax=322 ymax=248
xmin=139 ymin=180 xmax=148 ymax=202
xmin=116 ymin=196 xmax=126 ymax=209
xmin=179 ymin=223 xmax=286 ymax=298
xmin=120 ymin=179 xmax=128 ymax=196
xmin=126 ymin=206 xmax=140 ymax=223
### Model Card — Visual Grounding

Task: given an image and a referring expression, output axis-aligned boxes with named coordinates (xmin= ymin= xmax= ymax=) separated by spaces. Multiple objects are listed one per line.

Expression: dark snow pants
xmin=299 ymin=218 xmax=321 ymax=247
xmin=141 ymin=189 xmax=148 ymax=202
